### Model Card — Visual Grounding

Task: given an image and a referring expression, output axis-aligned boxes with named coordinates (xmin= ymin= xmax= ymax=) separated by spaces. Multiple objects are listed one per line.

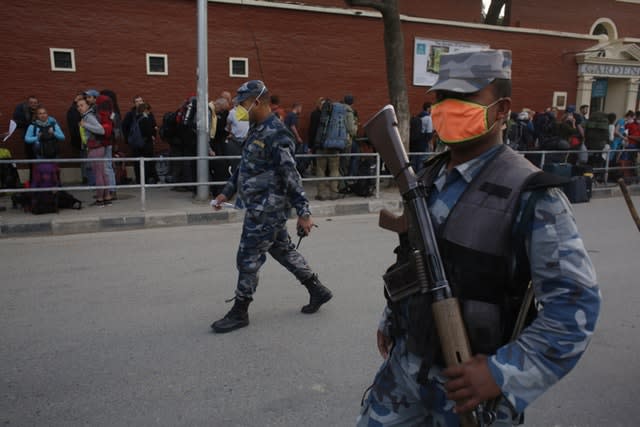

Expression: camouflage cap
xmin=234 ymin=80 xmax=267 ymax=104
xmin=429 ymin=49 xmax=512 ymax=93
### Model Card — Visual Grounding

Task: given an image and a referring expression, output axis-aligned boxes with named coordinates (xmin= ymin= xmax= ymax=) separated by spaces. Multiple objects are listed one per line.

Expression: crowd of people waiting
xmin=1 ymin=89 xmax=372 ymax=213
xmin=410 ymin=103 xmax=640 ymax=183
xmin=3 ymin=91 xmax=639 ymax=215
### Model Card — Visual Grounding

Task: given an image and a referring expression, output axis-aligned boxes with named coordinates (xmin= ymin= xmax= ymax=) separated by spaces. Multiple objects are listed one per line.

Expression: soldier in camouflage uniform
xmin=211 ymin=80 xmax=332 ymax=334
xmin=357 ymin=50 xmax=601 ymax=425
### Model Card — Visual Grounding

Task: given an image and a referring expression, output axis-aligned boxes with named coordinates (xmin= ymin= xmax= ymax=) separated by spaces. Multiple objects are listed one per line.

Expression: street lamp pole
xmin=195 ymin=0 xmax=210 ymax=202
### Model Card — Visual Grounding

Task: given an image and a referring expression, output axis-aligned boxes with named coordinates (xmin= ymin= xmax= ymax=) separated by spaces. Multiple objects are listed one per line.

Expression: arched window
xmin=590 ymin=18 xmax=618 ymax=40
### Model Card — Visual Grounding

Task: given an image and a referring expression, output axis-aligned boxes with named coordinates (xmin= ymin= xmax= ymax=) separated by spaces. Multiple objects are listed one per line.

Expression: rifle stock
xmin=364 ymin=105 xmax=477 ymax=427
xmin=378 ymin=209 xmax=408 ymax=234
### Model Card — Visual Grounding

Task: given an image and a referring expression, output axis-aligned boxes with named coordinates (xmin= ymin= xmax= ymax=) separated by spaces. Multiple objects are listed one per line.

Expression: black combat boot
xmin=301 ymin=275 xmax=333 ymax=314
xmin=211 ymin=297 xmax=251 ymax=333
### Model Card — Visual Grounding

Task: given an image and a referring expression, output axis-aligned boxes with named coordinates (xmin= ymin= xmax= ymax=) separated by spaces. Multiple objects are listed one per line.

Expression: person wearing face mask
xmin=357 ymin=50 xmax=600 ymax=427
xmin=210 ymin=80 xmax=332 ymax=334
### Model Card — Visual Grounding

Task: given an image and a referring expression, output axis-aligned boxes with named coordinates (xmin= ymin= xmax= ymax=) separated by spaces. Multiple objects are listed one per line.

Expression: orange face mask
xmin=431 ymin=98 xmax=502 ymax=144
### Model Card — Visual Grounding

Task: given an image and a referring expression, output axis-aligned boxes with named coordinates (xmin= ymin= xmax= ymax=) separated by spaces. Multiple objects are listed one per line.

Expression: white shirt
xmin=226 ymin=107 xmax=249 ymax=140
xmin=421 ymin=114 xmax=433 ymax=134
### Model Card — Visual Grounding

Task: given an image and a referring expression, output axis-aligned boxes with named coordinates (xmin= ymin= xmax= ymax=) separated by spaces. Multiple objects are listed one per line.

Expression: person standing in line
xmin=77 ymin=98 xmax=111 ymax=207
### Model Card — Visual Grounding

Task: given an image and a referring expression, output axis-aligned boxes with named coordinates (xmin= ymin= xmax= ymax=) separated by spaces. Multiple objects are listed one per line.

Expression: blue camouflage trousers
xmin=235 ymin=209 xmax=314 ymax=299
xmin=357 ymin=335 xmax=518 ymax=427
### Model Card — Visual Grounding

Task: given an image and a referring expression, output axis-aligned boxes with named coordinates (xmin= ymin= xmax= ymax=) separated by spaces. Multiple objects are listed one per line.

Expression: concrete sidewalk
xmin=0 ymin=183 xmax=403 ymax=237
xmin=1 ymin=181 xmax=637 ymax=238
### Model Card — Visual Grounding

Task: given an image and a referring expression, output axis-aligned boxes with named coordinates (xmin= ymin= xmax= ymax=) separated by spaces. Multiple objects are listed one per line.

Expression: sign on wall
xmin=413 ymin=37 xmax=489 ymax=87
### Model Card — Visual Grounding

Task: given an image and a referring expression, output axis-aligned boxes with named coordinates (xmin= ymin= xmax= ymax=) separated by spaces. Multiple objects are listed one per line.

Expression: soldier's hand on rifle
xmin=297 ymin=214 xmax=314 ymax=236
xmin=442 ymin=354 xmax=501 ymax=414
xmin=376 ymin=330 xmax=392 ymax=360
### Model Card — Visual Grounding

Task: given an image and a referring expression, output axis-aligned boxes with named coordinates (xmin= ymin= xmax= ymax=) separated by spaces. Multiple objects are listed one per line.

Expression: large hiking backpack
xmin=533 ymin=112 xmax=556 ymax=141
xmin=176 ymin=96 xmax=198 ymax=133
xmin=314 ymin=100 xmax=333 ymax=148
xmin=160 ymin=111 xmax=179 ymax=140
xmin=127 ymin=115 xmax=145 ymax=150
xmin=32 ymin=122 xmax=58 ymax=158
xmin=584 ymin=112 xmax=610 ymax=150
xmin=95 ymin=95 xmax=114 ymax=143
xmin=31 ymin=162 xmax=60 ymax=214
xmin=322 ymin=102 xmax=351 ymax=151
xmin=507 ymin=121 xmax=534 ymax=151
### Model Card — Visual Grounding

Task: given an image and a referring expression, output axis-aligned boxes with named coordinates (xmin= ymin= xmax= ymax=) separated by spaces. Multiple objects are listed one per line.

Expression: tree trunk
xmin=345 ymin=0 xmax=410 ymax=150
xmin=485 ymin=0 xmax=507 ymax=25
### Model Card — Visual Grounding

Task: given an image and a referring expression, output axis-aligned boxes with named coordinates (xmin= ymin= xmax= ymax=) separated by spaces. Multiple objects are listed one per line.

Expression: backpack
xmin=409 ymin=115 xmax=424 ymax=149
xmin=533 ymin=112 xmax=556 ymax=141
xmin=507 ymin=121 xmax=534 ymax=151
xmin=0 ymin=148 xmax=21 ymax=189
xmin=32 ymin=123 xmax=58 ymax=158
xmin=176 ymin=96 xmax=198 ymax=133
xmin=584 ymin=112 xmax=610 ymax=150
xmin=127 ymin=115 xmax=145 ymax=150
xmin=314 ymin=100 xmax=333 ymax=147
xmin=31 ymin=162 xmax=60 ymax=215
xmin=57 ymin=190 xmax=82 ymax=210
xmin=322 ymin=102 xmax=351 ymax=150
xmin=349 ymin=156 xmax=376 ymax=197
xmin=160 ymin=111 xmax=179 ymax=140
xmin=95 ymin=95 xmax=114 ymax=143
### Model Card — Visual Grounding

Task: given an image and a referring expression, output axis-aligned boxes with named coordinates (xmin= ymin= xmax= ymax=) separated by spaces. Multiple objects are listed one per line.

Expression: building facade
xmin=1 ymin=0 xmax=639 ymax=160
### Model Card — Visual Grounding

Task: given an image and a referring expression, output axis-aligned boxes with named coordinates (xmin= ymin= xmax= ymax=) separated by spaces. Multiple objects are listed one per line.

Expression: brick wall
xmin=0 ymin=0 xmax=596 ymax=162
xmin=509 ymin=0 xmax=640 ymax=38
xmin=273 ymin=0 xmax=483 ymax=22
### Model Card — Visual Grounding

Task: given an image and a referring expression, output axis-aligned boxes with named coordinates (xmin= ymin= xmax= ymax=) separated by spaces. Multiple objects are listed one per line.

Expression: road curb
xmin=0 ymin=198 xmax=403 ymax=238
xmin=0 ymin=186 xmax=635 ymax=238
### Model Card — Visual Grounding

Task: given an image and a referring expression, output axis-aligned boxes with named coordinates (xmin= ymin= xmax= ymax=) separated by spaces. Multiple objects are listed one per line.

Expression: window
xmin=589 ymin=18 xmax=618 ymax=40
xmin=229 ymin=57 xmax=248 ymax=78
xmin=146 ymin=53 xmax=168 ymax=76
xmin=552 ymin=91 xmax=568 ymax=110
xmin=49 ymin=48 xmax=75 ymax=72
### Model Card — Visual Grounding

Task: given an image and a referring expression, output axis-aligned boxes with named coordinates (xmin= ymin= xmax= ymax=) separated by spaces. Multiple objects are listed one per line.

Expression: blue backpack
xmin=322 ymin=102 xmax=350 ymax=151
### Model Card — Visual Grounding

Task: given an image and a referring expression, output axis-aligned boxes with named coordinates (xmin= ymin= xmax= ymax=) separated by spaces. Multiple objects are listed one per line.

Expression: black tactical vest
xmin=390 ymin=145 xmax=563 ymax=364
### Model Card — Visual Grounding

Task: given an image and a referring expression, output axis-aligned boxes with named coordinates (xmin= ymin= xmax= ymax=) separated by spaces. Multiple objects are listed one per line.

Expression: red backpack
xmin=95 ymin=95 xmax=114 ymax=142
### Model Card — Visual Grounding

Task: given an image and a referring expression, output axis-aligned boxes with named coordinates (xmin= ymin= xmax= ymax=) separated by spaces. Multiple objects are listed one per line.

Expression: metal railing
xmin=1 ymin=148 xmax=638 ymax=212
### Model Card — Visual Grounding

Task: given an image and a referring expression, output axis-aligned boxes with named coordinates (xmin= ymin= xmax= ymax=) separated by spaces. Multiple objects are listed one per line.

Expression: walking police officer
xmin=357 ymin=50 xmax=601 ymax=426
xmin=211 ymin=80 xmax=332 ymax=334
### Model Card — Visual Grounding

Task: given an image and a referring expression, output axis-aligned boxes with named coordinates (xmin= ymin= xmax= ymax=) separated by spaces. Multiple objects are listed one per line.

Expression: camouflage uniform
xmin=357 ymin=50 xmax=601 ymax=426
xmin=221 ymin=113 xmax=314 ymax=299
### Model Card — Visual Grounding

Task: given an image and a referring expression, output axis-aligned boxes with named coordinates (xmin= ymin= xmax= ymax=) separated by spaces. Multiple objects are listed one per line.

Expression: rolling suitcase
xmin=543 ymin=162 xmax=573 ymax=178
xmin=563 ymin=176 xmax=590 ymax=204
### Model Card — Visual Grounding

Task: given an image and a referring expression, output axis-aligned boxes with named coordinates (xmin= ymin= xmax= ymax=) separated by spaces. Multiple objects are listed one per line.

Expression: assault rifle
xmin=364 ymin=105 xmax=478 ymax=427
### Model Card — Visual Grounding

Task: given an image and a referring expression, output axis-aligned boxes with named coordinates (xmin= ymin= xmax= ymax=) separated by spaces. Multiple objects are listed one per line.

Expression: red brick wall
xmin=509 ymin=0 xmax=640 ymax=38
xmin=279 ymin=0 xmax=483 ymax=22
xmin=0 ymin=0 xmax=594 ymax=160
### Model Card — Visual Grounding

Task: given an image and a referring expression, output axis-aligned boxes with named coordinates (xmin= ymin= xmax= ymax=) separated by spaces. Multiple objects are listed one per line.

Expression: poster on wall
xmin=413 ymin=37 xmax=490 ymax=87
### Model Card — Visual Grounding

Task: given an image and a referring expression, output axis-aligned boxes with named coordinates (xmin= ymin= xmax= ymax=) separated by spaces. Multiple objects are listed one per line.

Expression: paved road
xmin=1 ymin=197 xmax=639 ymax=427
